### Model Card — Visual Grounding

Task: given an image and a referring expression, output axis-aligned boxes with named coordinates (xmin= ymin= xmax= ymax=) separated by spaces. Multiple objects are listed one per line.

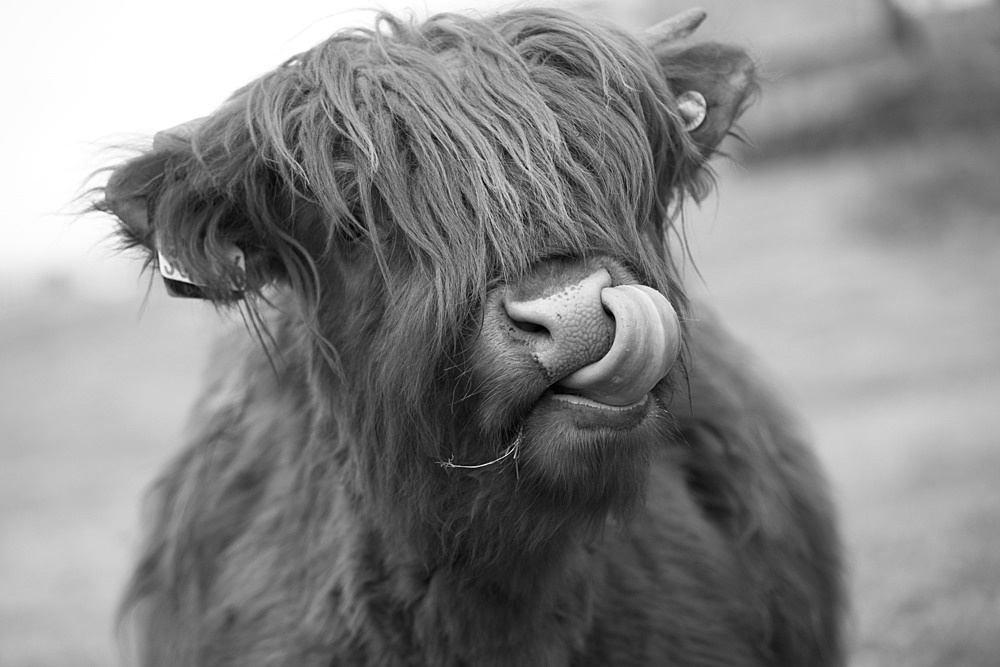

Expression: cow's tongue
xmin=557 ymin=285 xmax=680 ymax=406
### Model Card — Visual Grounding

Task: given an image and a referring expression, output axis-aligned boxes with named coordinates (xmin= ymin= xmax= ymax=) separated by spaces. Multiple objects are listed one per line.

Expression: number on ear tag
xmin=156 ymin=239 xmax=245 ymax=299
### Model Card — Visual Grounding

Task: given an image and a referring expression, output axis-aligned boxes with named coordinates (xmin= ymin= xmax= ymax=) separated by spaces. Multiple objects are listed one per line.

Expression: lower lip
xmin=545 ymin=392 xmax=652 ymax=430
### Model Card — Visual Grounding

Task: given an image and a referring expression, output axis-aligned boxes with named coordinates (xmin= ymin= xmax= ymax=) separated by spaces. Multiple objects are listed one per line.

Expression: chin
xmin=513 ymin=389 xmax=673 ymax=516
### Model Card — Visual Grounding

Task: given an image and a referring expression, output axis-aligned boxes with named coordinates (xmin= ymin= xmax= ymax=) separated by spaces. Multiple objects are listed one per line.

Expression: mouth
xmin=510 ymin=389 xmax=662 ymax=507
xmin=539 ymin=390 xmax=654 ymax=431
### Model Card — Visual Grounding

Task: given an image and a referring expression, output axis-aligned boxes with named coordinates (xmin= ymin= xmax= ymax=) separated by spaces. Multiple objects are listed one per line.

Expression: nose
xmin=490 ymin=259 xmax=681 ymax=406
xmin=504 ymin=268 xmax=617 ymax=382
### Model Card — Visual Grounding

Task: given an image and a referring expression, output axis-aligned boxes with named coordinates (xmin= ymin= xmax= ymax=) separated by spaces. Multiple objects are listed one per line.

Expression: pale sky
xmin=1 ymin=0 xmax=589 ymax=300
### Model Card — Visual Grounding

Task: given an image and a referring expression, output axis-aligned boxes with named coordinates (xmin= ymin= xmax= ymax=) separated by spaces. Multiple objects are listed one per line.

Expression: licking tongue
xmin=557 ymin=285 xmax=681 ymax=406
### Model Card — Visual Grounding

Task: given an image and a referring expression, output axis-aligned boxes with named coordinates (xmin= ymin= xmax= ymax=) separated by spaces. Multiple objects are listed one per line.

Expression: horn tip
xmin=682 ymin=7 xmax=709 ymax=23
xmin=645 ymin=7 xmax=709 ymax=42
xmin=676 ymin=8 xmax=708 ymax=32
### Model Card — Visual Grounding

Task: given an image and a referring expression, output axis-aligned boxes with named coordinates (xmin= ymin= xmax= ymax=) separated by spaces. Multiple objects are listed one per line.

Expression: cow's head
xmin=98 ymin=8 xmax=756 ymax=570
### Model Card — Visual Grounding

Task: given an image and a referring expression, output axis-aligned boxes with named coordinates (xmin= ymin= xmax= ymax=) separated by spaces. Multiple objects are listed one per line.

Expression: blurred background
xmin=1 ymin=0 xmax=998 ymax=664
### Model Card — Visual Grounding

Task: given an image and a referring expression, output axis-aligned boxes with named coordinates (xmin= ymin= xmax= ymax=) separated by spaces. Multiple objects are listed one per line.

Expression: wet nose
xmin=503 ymin=269 xmax=616 ymax=383
xmin=493 ymin=260 xmax=681 ymax=406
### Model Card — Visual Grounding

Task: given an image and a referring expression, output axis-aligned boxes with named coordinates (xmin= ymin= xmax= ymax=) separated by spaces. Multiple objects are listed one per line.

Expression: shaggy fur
xmin=97 ymin=8 xmax=844 ymax=666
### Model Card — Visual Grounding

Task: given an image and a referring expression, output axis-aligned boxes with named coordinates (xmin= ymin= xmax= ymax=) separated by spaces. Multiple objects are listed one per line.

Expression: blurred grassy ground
xmin=2 ymin=2 xmax=998 ymax=665
xmin=0 ymin=291 xmax=225 ymax=666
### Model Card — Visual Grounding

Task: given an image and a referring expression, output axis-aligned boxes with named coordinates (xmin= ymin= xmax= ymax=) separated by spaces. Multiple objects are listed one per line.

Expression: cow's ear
xmin=100 ymin=114 xmax=296 ymax=301
xmin=645 ymin=11 xmax=758 ymax=158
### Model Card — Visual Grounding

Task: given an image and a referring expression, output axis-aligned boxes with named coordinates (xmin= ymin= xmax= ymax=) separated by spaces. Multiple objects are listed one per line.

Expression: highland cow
xmin=97 ymin=7 xmax=844 ymax=666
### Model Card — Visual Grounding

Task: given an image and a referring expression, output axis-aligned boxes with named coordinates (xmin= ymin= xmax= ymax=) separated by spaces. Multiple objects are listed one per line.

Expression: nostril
xmin=508 ymin=315 xmax=550 ymax=337
xmin=503 ymin=296 xmax=561 ymax=339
